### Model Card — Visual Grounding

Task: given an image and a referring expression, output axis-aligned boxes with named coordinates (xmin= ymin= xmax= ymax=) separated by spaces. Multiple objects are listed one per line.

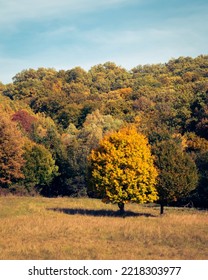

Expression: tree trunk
xmin=118 ymin=202 xmax=125 ymax=216
xmin=160 ymin=203 xmax=164 ymax=215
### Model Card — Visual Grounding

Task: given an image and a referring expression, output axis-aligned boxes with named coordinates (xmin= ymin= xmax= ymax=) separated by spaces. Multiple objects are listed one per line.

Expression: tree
xmin=153 ymin=139 xmax=198 ymax=214
xmin=63 ymin=110 xmax=123 ymax=197
xmin=12 ymin=109 xmax=37 ymax=134
xmin=88 ymin=126 xmax=158 ymax=214
xmin=189 ymin=92 xmax=208 ymax=139
xmin=195 ymin=152 xmax=208 ymax=207
xmin=22 ymin=142 xmax=58 ymax=195
xmin=89 ymin=62 xmax=130 ymax=94
xmin=0 ymin=111 xmax=25 ymax=186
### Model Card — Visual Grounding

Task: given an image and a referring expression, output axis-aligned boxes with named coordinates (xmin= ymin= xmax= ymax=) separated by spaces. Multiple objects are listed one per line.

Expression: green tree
xmin=153 ymin=139 xmax=198 ymax=214
xmin=184 ymin=133 xmax=208 ymax=207
xmin=195 ymin=152 xmax=208 ymax=207
xmin=22 ymin=142 xmax=58 ymax=195
xmin=189 ymin=92 xmax=208 ymax=139
xmin=88 ymin=126 xmax=158 ymax=214
xmin=89 ymin=62 xmax=130 ymax=94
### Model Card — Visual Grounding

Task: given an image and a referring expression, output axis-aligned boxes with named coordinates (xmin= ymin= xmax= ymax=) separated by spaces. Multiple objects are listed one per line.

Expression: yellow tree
xmin=88 ymin=126 xmax=158 ymax=214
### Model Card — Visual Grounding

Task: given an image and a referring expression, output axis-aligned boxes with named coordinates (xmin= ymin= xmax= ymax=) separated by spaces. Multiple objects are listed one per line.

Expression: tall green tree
xmin=153 ymin=139 xmax=198 ymax=214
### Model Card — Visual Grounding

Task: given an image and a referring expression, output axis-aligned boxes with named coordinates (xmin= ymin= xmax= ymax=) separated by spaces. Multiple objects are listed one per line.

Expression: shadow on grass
xmin=47 ymin=207 xmax=156 ymax=218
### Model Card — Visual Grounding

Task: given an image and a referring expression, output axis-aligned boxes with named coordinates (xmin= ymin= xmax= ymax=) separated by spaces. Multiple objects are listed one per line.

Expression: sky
xmin=0 ymin=0 xmax=208 ymax=84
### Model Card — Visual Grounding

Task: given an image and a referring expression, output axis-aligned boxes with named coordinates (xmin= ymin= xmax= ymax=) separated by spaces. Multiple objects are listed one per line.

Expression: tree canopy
xmin=88 ymin=127 xmax=158 ymax=214
xmin=153 ymin=139 xmax=198 ymax=214
xmin=0 ymin=110 xmax=25 ymax=186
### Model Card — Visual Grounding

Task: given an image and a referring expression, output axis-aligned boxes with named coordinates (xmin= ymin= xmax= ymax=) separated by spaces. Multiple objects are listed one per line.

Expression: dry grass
xmin=0 ymin=196 xmax=207 ymax=260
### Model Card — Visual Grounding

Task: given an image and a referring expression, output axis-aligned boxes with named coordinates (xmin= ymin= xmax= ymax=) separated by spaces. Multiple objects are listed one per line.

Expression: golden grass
xmin=0 ymin=196 xmax=207 ymax=260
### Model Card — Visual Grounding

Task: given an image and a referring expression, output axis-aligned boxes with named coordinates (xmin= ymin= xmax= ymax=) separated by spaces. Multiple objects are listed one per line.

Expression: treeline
xmin=0 ymin=55 xmax=208 ymax=208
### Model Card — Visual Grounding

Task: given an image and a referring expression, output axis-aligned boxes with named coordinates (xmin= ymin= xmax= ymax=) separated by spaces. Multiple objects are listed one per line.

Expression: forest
xmin=0 ymin=55 xmax=208 ymax=209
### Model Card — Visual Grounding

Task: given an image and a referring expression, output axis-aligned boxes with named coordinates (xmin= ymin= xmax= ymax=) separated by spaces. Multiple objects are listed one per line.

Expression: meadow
xmin=0 ymin=196 xmax=207 ymax=260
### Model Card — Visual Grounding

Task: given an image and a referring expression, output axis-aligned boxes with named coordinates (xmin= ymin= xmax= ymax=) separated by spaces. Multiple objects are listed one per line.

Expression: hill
xmin=0 ymin=55 xmax=208 ymax=208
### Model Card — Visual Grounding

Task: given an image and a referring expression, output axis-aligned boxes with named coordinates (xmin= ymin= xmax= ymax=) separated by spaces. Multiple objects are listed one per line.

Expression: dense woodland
xmin=0 ymin=55 xmax=208 ymax=208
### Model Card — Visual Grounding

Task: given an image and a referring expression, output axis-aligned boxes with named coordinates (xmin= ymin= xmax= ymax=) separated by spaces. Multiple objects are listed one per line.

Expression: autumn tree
xmin=88 ymin=126 xmax=158 ymax=214
xmin=12 ymin=109 xmax=37 ymax=134
xmin=153 ymin=139 xmax=198 ymax=214
xmin=0 ymin=110 xmax=25 ymax=187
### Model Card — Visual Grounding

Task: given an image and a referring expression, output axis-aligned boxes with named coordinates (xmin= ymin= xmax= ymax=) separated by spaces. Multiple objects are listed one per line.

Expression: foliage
xmin=88 ymin=127 xmax=158 ymax=213
xmin=188 ymin=92 xmax=208 ymax=139
xmin=1 ymin=55 xmax=208 ymax=208
xmin=195 ymin=152 xmax=208 ymax=207
xmin=12 ymin=109 xmax=37 ymax=133
xmin=0 ymin=110 xmax=25 ymax=186
xmin=62 ymin=111 xmax=124 ymax=197
xmin=22 ymin=142 xmax=58 ymax=194
xmin=153 ymin=139 xmax=198 ymax=213
xmin=89 ymin=62 xmax=131 ymax=94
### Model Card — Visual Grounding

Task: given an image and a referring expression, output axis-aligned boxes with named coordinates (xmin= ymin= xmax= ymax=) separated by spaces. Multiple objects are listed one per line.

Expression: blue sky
xmin=0 ymin=0 xmax=208 ymax=83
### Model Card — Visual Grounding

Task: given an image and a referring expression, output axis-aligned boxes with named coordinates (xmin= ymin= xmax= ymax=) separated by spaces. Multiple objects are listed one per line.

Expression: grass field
xmin=0 ymin=196 xmax=207 ymax=260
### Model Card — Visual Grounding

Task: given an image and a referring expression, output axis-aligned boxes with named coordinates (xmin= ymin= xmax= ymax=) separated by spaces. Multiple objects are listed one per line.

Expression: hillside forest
xmin=0 ymin=55 xmax=208 ymax=209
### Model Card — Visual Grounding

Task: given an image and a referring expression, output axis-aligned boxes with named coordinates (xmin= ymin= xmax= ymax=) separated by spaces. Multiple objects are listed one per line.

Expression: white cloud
xmin=39 ymin=26 xmax=77 ymax=39
xmin=0 ymin=0 xmax=138 ymax=27
xmin=82 ymin=26 xmax=176 ymax=50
